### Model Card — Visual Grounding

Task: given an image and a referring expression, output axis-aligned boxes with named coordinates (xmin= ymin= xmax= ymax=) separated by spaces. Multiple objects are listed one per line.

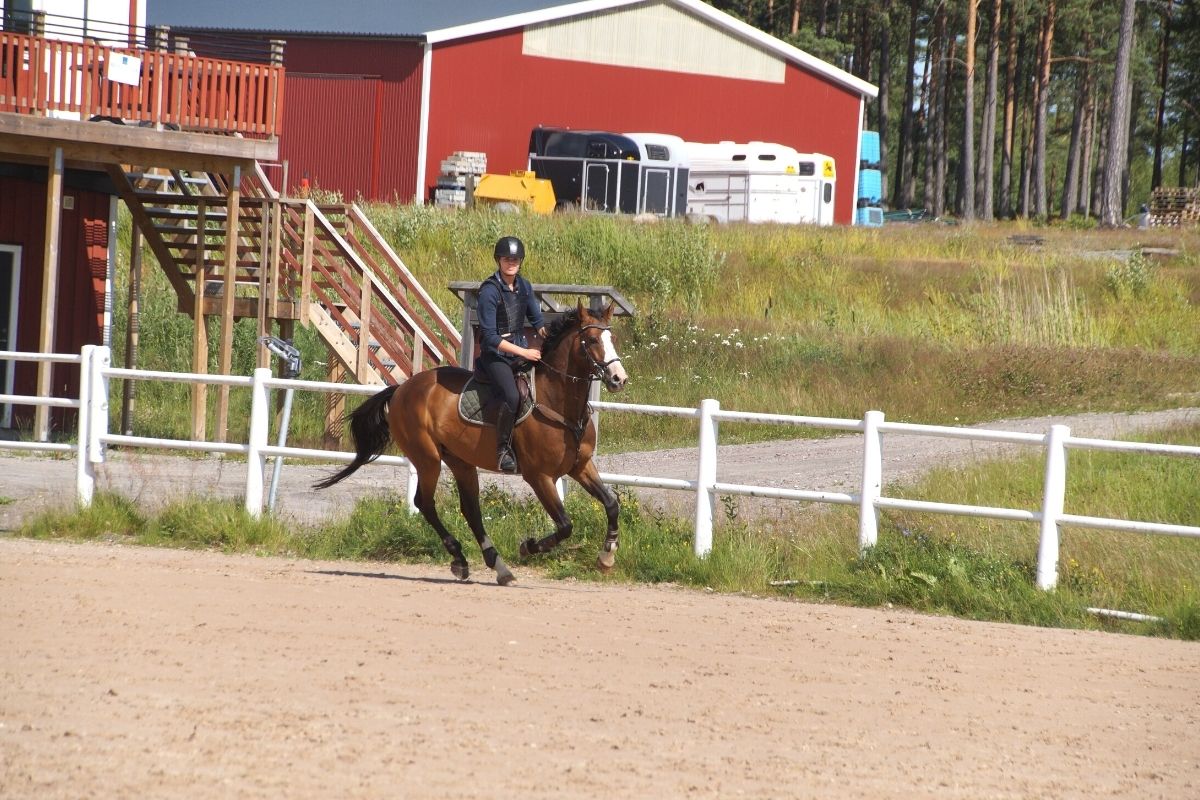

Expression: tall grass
xmin=103 ymin=207 xmax=1200 ymax=451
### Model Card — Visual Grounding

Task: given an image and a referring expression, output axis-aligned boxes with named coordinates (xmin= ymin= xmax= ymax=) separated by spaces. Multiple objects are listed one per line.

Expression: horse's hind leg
xmin=570 ymin=458 xmax=621 ymax=572
xmin=409 ymin=456 xmax=471 ymax=580
xmin=443 ymin=455 xmax=515 ymax=586
xmin=519 ymin=474 xmax=573 ymax=559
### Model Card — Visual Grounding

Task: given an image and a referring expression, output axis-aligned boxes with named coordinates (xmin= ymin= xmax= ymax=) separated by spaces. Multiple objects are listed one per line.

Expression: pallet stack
xmin=434 ymin=151 xmax=488 ymax=209
xmin=1148 ymin=187 xmax=1200 ymax=227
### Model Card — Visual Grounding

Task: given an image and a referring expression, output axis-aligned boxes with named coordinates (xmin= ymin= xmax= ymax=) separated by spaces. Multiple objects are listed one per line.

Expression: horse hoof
xmin=496 ymin=566 xmax=516 ymax=586
xmin=451 ymin=562 xmax=469 ymax=581
xmin=519 ymin=539 xmax=534 ymax=558
xmin=596 ymin=551 xmax=616 ymax=572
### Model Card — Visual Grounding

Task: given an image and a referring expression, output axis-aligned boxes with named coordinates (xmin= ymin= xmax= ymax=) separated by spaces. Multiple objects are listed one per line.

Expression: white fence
xmin=4 ymin=345 xmax=1200 ymax=594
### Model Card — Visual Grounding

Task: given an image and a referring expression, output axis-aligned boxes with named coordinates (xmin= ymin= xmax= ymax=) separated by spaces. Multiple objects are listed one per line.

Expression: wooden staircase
xmin=107 ymin=163 xmax=461 ymax=385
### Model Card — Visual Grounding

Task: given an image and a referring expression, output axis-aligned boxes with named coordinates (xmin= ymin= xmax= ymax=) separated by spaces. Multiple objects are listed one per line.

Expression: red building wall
xmin=277 ymin=38 xmax=424 ymax=201
xmin=0 ymin=174 xmax=110 ymax=427
xmin=426 ymin=29 xmax=863 ymax=224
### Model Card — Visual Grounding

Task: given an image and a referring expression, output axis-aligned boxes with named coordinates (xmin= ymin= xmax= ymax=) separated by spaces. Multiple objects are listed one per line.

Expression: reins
xmin=531 ymin=323 xmax=619 ymax=442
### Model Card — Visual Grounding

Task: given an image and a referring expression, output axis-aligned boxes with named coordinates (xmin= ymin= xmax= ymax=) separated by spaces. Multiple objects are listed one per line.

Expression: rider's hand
xmin=522 ymin=347 xmax=542 ymax=362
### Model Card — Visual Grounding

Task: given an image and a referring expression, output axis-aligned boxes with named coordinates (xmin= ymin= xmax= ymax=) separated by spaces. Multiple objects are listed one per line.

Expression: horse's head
xmin=576 ymin=301 xmax=628 ymax=392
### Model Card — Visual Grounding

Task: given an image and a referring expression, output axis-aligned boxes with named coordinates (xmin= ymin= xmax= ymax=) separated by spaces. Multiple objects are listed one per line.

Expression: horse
xmin=314 ymin=301 xmax=629 ymax=585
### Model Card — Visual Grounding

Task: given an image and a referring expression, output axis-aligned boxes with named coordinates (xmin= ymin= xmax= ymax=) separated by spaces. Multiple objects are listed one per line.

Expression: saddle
xmin=457 ymin=369 xmax=536 ymax=427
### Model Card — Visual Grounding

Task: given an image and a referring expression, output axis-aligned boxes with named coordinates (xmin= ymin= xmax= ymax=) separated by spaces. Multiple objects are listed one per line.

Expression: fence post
xmin=858 ymin=409 xmax=884 ymax=551
xmin=75 ymin=345 xmax=95 ymax=506
xmin=1037 ymin=424 xmax=1069 ymax=590
xmin=245 ymin=367 xmax=270 ymax=518
xmin=87 ymin=347 xmax=111 ymax=472
xmin=694 ymin=398 xmax=719 ymax=557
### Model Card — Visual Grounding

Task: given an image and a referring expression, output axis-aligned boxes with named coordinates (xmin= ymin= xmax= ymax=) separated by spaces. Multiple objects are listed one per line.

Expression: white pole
xmin=75 ymin=345 xmax=95 ymax=506
xmin=266 ymin=384 xmax=295 ymax=510
xmin=858 ymin=409 xmax=884 ymax=551
xmin=88 ymin=346 xmax=111 ymax=468
xmin=1037 ymin=424 xmax=1069 ymax=590
xmin=244 ymin=367 xmax=270 ymax=518
xmin=694 ymin=398 xmax=719 ymax=557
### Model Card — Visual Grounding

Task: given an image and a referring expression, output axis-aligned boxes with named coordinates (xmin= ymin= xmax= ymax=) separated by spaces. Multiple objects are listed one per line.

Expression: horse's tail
xmin=313 ymin=384 xmax=400 ymax=490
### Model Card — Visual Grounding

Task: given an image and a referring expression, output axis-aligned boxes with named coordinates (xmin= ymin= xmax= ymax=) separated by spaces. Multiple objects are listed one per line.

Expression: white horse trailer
xmin=684 ymin=141 xmax=836 ymax=226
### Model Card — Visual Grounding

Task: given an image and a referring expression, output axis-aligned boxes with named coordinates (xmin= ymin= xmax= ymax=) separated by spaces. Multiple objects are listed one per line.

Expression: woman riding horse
xmin=314 ymin=291 xmax=629 ymax=586
xmin=476 ymin=236 xmax=547 ymax=473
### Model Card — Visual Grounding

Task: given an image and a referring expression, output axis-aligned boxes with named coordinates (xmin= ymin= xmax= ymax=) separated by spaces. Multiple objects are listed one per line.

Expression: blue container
xmin=857 ymin=168 xmax=882 ymax=204
xmin=860 ymin=130 xmax=881 ymax=165
xmin=856 ymin=206 xmax=884 ymax=227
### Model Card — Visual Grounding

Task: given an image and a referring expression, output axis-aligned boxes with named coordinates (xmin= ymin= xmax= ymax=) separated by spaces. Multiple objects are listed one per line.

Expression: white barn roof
xmin=147 ymin=0 xmax=877 ymax=98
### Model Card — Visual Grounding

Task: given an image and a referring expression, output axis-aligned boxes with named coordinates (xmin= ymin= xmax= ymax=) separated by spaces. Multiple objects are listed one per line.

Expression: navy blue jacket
xmin=477 ymin=272 xmax=544 ymax=361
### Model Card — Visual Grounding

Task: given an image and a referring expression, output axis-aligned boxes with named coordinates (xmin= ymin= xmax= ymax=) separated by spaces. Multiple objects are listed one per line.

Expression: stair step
xmin=127 ymin=171 xmax=210 ymax=185
xmin=144 ymin=206 xmax=230 ymax=219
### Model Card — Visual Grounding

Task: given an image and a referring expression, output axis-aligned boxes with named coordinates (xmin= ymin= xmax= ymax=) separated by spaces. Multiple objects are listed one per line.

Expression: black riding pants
xmin=478 ymin=354 xmax=520 ymax=413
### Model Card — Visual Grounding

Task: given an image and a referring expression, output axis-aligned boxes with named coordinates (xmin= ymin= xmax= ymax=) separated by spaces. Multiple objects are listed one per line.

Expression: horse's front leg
xmin=570 ymin=458 xmax=620 ymax=572
xmin=519 ymin=474 xmax=573 ymax=558
xmin=444 ymin=456 xmax=515 ymax=586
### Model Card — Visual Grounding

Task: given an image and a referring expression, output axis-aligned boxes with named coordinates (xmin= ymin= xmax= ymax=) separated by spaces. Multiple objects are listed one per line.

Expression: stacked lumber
xmin=434 ymin=151 xmax=487 ymax=209
xmin=1148 ymin=187 xmax=1200 ymax=227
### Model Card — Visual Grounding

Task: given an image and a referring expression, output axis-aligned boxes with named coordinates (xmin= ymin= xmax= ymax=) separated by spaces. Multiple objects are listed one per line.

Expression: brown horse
xmin=314 ymin=302 xmax=629 ymax=585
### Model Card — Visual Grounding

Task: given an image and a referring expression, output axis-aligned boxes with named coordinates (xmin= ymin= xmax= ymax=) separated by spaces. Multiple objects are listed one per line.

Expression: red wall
xmin=427 ymin=29 xmax=863 ymax=224
xmin=277 ymin=38 xmax=424 ymax=201
xmin=0 ymin=174 xmax=110 ymax=428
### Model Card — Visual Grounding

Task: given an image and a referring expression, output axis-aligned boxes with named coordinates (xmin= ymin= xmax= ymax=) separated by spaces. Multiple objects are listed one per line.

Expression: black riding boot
xmin=495 ymin=404 xmax=518 ymax=473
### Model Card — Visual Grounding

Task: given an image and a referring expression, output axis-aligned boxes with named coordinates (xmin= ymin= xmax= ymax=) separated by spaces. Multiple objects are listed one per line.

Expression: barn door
xmin=0 ymin=245 xmax=20 ymax=429
xmin=584 ymin=163 xmax=610 ymax=211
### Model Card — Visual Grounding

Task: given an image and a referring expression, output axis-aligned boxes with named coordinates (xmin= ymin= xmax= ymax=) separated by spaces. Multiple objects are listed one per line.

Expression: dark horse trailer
xmin=527 ymin=127 xmax=689 ymax=216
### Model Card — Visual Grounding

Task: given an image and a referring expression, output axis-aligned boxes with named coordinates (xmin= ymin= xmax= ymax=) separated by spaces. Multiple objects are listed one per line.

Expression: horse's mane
xmin=540 ymin=309 xmax=581 ymax=356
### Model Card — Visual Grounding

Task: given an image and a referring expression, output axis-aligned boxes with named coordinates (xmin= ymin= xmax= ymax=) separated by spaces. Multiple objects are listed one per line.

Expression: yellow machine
xmin=472 ymin=171 xmax=556 ymax=214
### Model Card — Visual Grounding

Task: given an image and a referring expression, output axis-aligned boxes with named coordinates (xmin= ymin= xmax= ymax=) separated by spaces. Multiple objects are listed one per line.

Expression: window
xmin=797 ymin=162 xmax=816 ymax=176
xmin=757 ymin=154 xmax=777 ymax=161
xmin=644 ymin=144 xmax=670 ymax=161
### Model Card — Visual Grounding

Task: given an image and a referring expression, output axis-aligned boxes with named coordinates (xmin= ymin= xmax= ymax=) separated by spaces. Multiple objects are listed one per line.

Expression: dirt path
xmin=1 ymin=407 xmax=1196 ymax=530
xmin=1 ymin=537 xmax=1196 ymax=799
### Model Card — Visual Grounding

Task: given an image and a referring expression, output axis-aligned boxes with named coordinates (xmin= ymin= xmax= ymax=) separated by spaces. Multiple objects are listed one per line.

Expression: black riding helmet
xmin=494 ymin=236 xmax=525 ymax=261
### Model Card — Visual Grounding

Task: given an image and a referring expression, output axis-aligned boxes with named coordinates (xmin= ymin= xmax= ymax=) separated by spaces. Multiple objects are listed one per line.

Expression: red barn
xmin=151 ymin=0 xmax=876 ymax=224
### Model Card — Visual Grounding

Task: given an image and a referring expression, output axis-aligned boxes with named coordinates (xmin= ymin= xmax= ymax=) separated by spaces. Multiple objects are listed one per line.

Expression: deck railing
xmin=0 ymin=28 xmax=284 ymax=136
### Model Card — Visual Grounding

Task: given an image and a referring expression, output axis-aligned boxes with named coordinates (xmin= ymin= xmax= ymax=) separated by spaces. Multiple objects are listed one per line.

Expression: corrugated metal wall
xmin=428 ymin=28 xmax=863 ymax=224
xmin=277 ymin=38 xmax=423 ymax=201
xmin=523 ymin=3 xmax=784 ymax=84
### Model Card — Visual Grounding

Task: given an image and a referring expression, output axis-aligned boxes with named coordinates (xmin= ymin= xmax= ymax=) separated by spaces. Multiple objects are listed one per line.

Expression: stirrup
xmin=497 ymin=448 xmax=518 ymax=473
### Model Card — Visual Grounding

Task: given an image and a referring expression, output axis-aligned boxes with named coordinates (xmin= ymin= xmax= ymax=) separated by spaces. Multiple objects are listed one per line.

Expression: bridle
xmin=536 ymin=323 xmax=621 ymax=385
xmin=532 ymin=322 xmax=622 ymax=442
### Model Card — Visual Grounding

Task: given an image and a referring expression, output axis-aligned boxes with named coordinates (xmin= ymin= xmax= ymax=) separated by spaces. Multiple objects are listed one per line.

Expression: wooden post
xmin=215 ymin=165 xmax=241 ymax=443
xmin=299 ymin=203 xmax=314 ymax=325
xmin=191 ymin=200 xmax=208 ymax=442
xmin=256 ymin=200 xmax=271 ymax=370
xmin=120 ymin=224 xmax=143 ymax=435
xmin=324 ymin=348 xmax=346 ymax=448
xmin=268 ymin=197 xmax=282 ymax=318
xmin=34 ymin=147 xmax=64 ymax=441
xmin=356 ymin=278 xmax=373 ymax=382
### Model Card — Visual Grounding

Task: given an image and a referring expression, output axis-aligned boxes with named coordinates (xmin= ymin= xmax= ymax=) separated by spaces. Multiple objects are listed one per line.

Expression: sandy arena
xmin=1 ymin=537 xmax=1197 ymax=799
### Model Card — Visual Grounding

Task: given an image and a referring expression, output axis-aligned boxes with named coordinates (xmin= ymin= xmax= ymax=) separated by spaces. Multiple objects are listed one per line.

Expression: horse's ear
xmin=576 ymin=298 xmax=587 ymax=317
xmin=603 ymin=302 xmax=615 ymax=322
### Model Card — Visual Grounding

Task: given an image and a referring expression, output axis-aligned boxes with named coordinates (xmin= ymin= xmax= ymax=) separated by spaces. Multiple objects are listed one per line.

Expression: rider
xmin=476 ymin=236 xmax=547 ymax=473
